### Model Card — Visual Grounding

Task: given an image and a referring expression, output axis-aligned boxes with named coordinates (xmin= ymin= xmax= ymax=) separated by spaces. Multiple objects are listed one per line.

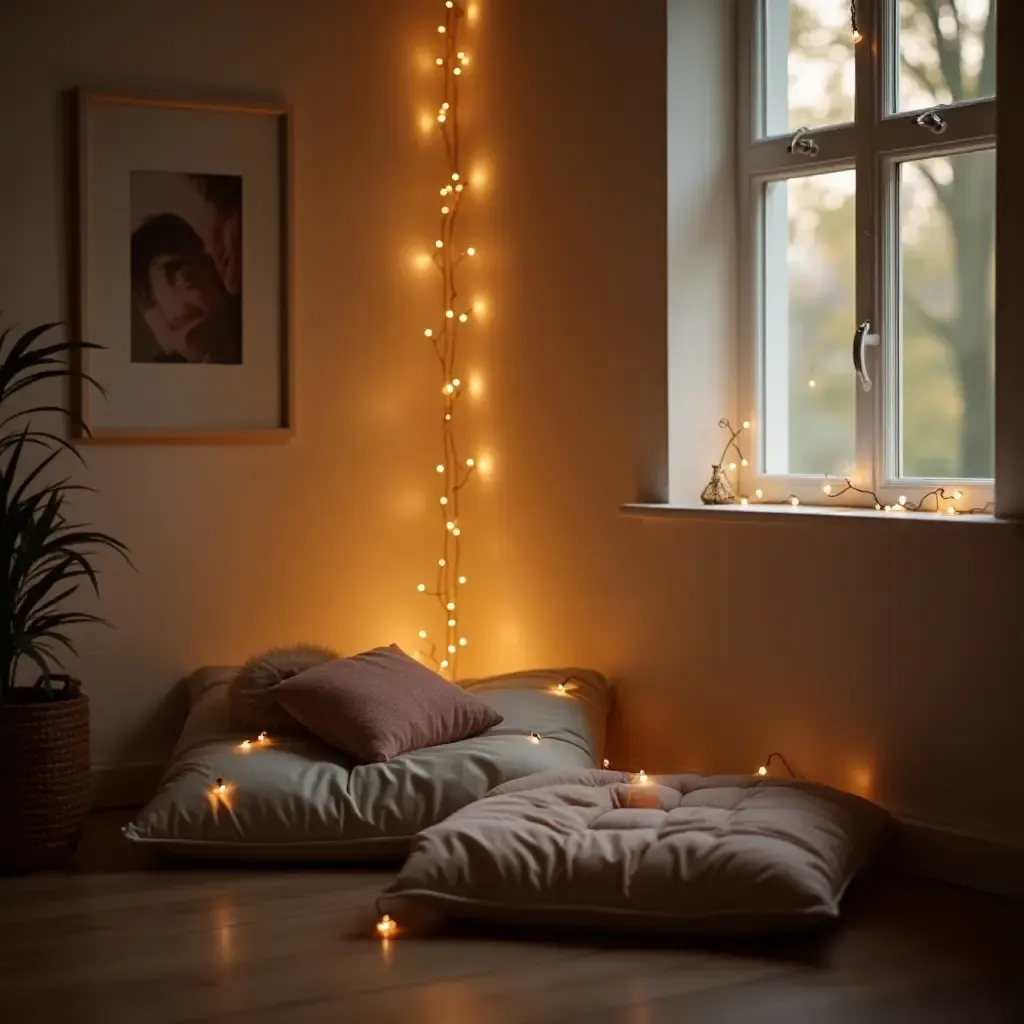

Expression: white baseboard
xmin=91 ymin=762 xmax=163 ymax=810
xmin=892 ymin=817 xmax=1024 ymax=900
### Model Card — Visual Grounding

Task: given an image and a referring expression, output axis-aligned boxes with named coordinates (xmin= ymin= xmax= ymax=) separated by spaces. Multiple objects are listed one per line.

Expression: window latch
xmin=787 ymin=127 xmax=819 ymax=157
xmin=852 ymin=320 xmax=879 ymax=392
xmin=915 ymin=108 xmax=948 ymax=135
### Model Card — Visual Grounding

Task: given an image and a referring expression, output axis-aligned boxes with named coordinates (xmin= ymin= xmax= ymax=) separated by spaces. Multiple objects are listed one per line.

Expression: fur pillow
xmin=228 ymin=643 xmax=341 ymax=734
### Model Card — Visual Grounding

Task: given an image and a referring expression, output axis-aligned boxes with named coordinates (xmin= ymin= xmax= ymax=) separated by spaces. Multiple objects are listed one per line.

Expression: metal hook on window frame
xmin=787 ymin=127 xmax=819 ymax=157
xmin=915 ymin=108 xmax=948 ymax=135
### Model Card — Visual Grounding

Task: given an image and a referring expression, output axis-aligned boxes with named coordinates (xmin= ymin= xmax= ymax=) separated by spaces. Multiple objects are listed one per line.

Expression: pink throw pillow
xmin=272 ymin=645 xmax=503 ymax=763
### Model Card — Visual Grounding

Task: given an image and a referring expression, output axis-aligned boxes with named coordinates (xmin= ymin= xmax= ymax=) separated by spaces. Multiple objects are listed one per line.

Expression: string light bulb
xmin=458 ymin=575 xmax=466 ymax=584
xmin=636 ymin=770 xmax=649 ymax=785
xmin=214 ymin=778 xmax=227 ymax=794
xmin=257 ymin=731 xmax=269 ymax=745
xmin=418 ymin=629 xmax=428 ymax=639
xmin=556 ymin=682 xmax=565 ymax=693
xmin=377 ymin=914 xmax=397 ymax=937
xmin=602 ymin=759 xmax=610 ymax=769
xmin=424 ymin=328 xmax=433 ymax=338
xmin=417 ymin=583 xmax=426 ymax=592
xmin=238 ymin=739 xmax=251 ymax=751
xmin=466 ymin=247 xmax=476 ymax=256
xmin=757 ymin=765 xmax=768 ymax=777
xmin=459 ymin=637 xmax=468 ymax=646
xmin=438 ymin=558 xmax=446 ymax=566
xmin=529 ymin=732 xmax=541 ymax=743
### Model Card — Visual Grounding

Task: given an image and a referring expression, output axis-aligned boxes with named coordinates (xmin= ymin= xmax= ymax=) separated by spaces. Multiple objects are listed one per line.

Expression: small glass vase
xmin=700 ymin=464 xmax=735 ymax=506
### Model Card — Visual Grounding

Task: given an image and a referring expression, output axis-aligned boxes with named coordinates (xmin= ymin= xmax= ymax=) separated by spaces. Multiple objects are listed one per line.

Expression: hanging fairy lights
xmin=850 ymin=1 xmax=863 ymax=44
xmin=414 ymin=0 xmax=479 ymax=679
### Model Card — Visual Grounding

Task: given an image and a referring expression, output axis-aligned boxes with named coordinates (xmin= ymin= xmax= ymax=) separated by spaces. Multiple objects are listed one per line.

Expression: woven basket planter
xmin=0 ymin=686 xmax=90 ymax=875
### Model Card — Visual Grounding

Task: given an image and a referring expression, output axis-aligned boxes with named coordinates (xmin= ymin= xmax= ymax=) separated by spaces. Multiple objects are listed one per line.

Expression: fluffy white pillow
xmin=228 ymin=643 xmax=340 ymax=734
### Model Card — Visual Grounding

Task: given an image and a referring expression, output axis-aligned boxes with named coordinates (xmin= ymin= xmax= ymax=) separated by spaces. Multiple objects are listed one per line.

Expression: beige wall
xmin=1 ymin=0 xmax=1020 ymax=846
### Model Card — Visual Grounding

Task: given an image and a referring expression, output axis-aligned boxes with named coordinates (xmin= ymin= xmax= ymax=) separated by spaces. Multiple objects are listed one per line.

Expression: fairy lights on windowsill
xmin=414 ymin=0 xmax=481 ymax=679
xmin=707 ymin=419 xmax=993 ymax=517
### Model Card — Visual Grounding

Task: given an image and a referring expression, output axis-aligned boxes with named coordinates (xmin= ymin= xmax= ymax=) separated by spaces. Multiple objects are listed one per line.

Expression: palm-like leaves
xmin=0 ymin=322 xmax=129 ymax=700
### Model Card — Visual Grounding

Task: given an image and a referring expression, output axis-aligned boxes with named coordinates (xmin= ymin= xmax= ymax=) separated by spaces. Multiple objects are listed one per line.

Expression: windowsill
xmin=621 ymin=502 xmax=1016 ymax=526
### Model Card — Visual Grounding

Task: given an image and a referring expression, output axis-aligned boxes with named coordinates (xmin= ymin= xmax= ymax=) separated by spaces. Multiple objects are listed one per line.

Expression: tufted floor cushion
xmin=123 ymin=668 xmax=610 ymax=862
xmin=379 ymin=768 xmax=889 ymax=934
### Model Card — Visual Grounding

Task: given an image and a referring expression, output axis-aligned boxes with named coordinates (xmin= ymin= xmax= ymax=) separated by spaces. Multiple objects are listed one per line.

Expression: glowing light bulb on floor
xmin=636 ymin=770 xmax=648 ymax=785
xmin=602 ymin=759 xmax=610 ymax=769
xmin=257 ymin=732 xmax=268 ymax=745
xmin=238 ymin=740 xmax=251 ymax=751
xmin=529 ymin=732 xmax=541 ymax=744
xmin=377 ymin=914 xmax=397 ymax=937
xmin=214 ymin=778 xmax=227 ymax=794
xmin=757 ymin=765 xmax=768 ymax=777
xmin=556 ymin=682 xmax=566 ymax=693
xmin=755 ymin=489 xmax=763 ymax=499
xmin=823 ymin=484 xmax=832 ymax=495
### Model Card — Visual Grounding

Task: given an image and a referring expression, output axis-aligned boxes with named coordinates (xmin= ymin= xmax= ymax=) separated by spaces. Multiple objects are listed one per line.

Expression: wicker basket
xmin=0 ymin=684 xmax=90 ymax=875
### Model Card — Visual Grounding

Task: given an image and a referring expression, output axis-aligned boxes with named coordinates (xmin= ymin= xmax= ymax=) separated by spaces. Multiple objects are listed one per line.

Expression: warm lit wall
xmin=1 ymin=0 xmax=1020 ymax=847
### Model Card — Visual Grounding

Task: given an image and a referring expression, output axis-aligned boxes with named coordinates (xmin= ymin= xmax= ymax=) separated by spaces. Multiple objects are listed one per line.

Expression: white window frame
xmin=738 ymin=0 xmax=997 ymax=509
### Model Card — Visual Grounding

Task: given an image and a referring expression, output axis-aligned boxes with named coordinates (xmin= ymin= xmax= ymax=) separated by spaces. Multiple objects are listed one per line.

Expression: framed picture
xmin=73 ymin=91 xmax=293 ymax=443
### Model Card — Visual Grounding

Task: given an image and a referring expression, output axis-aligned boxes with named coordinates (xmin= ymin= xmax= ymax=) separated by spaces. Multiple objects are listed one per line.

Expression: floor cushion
xmin=123 ymin=667 xmax=610 ymax=862
xmin=378 ymin=768 xmax=889 ymax=934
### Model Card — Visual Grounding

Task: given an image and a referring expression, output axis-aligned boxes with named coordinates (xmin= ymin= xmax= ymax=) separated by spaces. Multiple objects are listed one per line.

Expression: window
xmin=739 ymin=0 xmax=997 ymax=507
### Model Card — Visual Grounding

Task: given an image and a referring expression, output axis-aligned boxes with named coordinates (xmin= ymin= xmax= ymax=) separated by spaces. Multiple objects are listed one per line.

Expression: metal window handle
xmin=852 ymin=320 xmax=879 ymax=392
xmin=788 ymin=127 xmax=819 ymax=157
xmin=915 ymin=109 xmax=948 ymax=135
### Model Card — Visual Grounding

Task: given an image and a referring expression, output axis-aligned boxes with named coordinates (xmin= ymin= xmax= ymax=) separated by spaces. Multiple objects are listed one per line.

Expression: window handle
xmin=852 ymin=320 xmax=879 ymax=392
xmin=915 ymin=108 xmax=948 ymax=135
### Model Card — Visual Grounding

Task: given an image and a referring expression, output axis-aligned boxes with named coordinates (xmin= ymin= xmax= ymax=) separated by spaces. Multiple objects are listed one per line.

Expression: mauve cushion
xmin=272 ymin=645 xmax=503 ymax=763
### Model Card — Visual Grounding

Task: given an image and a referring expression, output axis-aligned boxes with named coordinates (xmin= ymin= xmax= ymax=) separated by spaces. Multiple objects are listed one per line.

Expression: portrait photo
xmin=130 ymin=171 xmax=243 ymax=364
xmin=76 ymin=92 xmax=291 ymax=442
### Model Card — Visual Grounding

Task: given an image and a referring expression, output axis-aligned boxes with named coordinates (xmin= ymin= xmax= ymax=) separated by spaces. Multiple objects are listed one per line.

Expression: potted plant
xmin=0 ymin=321 xmax=128 ymax=874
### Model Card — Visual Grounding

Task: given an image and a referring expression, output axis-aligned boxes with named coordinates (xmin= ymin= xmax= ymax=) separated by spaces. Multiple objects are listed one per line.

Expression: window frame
xmin=737 ymin=0 xmax=998 ymax=509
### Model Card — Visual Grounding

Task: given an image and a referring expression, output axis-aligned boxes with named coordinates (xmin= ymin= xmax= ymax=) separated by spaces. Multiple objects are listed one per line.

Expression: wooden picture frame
xmin=72 ymin=91 xmax=294 ymax=444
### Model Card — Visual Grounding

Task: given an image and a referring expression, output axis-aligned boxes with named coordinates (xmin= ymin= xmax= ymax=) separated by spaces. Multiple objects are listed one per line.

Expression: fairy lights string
xmin=714 ymin=419 xmax=993 ymax=516
xmin=415 ymin=0 xmax=478 ymax=678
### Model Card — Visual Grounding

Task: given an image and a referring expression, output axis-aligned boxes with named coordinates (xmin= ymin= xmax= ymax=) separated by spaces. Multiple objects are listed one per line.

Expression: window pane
xmin=762 ymin=170 xmax=856 ymax=476
xmin=898 ymin=0 xmax=995 ymax=113
xmin=763 ymin=0 xmax=856 ymax=137
xmin=899 ymin=150 xmax=995 ymax=479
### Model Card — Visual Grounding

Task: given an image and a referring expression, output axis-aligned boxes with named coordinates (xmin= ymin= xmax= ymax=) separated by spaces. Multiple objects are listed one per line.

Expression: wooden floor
xmin=1 ymin=813 xmax=1022 ymax=1023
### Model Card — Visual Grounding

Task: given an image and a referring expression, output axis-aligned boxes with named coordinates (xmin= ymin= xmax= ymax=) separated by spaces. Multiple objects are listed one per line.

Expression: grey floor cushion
xmin=123 ymin=667 xmax=610 ymax=862
xmin=378 ymin=768 xmax=889 ymax=934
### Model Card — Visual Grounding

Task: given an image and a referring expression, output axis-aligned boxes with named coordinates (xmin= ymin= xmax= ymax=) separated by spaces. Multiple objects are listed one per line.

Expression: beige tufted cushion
xmin=379 ymin=769 xmax=888 ymax=934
